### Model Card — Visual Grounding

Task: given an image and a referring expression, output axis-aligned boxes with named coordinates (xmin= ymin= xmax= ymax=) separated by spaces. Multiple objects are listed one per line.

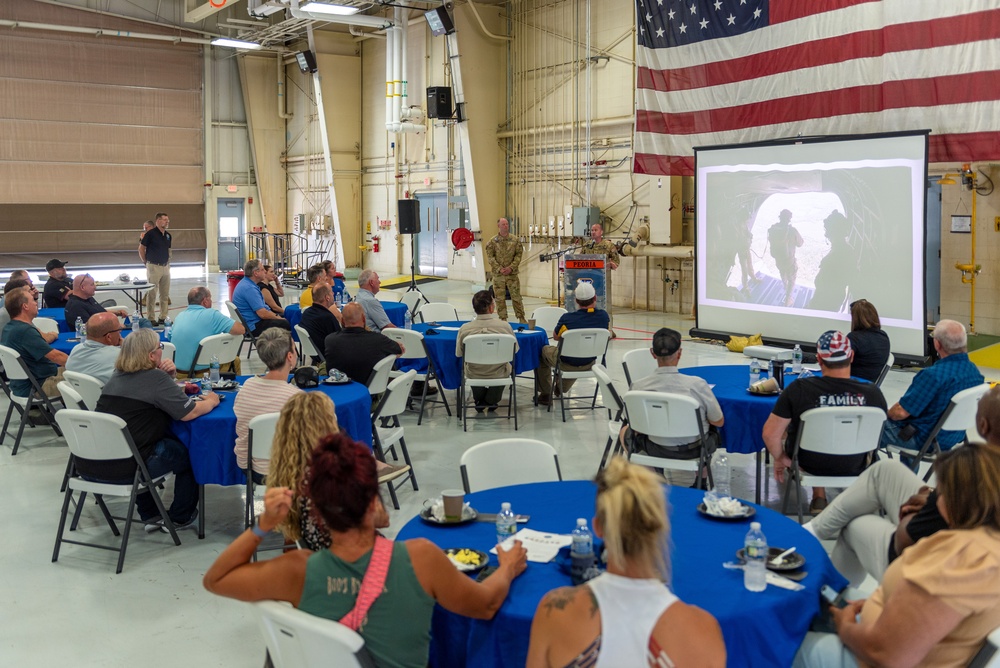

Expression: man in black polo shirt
xmin=534 ymin=281 xmax=610 ymax=406
xmin=42 ymin=258 xmax=73 ymax=308
xmin=139 ymin=212 xmax=172 ymax=325
xmin=323 ymin=303 xmax=402 ymax=384
xmin=64 ymin=274 xmax=129 ymax=327
xmin=299 ymin=284 xmax=341 ymax=368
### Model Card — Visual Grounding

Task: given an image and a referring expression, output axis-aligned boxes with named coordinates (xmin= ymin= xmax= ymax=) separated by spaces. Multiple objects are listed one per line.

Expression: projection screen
xmin=694 ymin=131 xmax=928 ymax=359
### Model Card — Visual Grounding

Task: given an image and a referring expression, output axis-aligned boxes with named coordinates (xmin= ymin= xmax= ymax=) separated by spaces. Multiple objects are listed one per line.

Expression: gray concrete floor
xmin=1 ymin=272 xmax=914 ymax=665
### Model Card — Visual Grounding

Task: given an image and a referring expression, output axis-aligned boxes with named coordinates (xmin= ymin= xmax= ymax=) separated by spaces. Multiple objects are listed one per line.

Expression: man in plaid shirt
xmin=880 ymin=320 xmax=983 ymax=453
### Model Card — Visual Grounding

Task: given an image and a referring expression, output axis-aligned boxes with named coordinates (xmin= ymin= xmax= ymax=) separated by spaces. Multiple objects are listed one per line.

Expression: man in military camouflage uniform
xmin=580 ymin=223 xmax=620 ymax=333
xmin=485 ymin=218 xmax=525 ymax=322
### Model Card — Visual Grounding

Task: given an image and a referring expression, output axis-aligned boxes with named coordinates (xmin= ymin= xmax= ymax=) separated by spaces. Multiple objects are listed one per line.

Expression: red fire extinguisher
xmin=372 ymin=235 xmax=380 ymax=253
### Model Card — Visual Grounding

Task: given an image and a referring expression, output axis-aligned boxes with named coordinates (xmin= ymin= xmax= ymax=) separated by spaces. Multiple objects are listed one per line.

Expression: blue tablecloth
xmin=284 ymin=300 xmax=408 ymax=337
xmin=398 ymin=321 xmax=548 ymax=391
xmin=39 ymin=308 xmax=71 ymax=333
xmin=681 ymin=364 xmax=802 ymax=455
xmin=51 ymin=328 xmax=166 ymax=355
xmin=171 ymin=376 xmax=372 ymax=486
xmin=397 ymin=481 xmax=846 ymax=668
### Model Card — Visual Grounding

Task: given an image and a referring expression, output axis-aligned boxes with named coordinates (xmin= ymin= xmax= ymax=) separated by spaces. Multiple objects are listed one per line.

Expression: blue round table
xmin=171 ymin=376 xmax=372 ymax=487
xmin=396 ymin=480 xmax=845 ymax=668
xmin=38 ymin=308 xmax=71 ymax=333
xmin=399 ymin=321 xmax=549 ymax=391
xmin=51 ymin=328 xmax=167 ymax=355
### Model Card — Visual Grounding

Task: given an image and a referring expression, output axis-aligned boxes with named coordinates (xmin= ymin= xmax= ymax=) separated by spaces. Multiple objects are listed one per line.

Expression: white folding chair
xmin=63 ymin=370 xmax=105 ymax=411
xmin=52 ymin=410 xmax=181 ymax=574
xmin=226 ymin=299 xmax=258 ymax=358
xmin=57 ymin=381 xmax=88 ymax=411
xmin=382 ymin=328 xmax=451 ymax=425
xmin=400 ymin=291 xmax=428 ymax=319
xmin=34 ymin=317 xmax=60 ymax=336
xmin=254 ymin=600 xmax=368 ymax=668
xmin=782 ymin=406 xmax=887 ymax=523
xmin=460 ymin=438 xmax=561 ymax=493
xmin=885 ymin=383 xmax=990 ymax=482
xmin=417 ymin=302 xmax=459 ymax=323
xmin=0 ymin=343 xmax=64 ymax=455
xmin=161 ymin=341 xmax=176 ymax=363
xmin=186 ymin=333 xmax=242 ymax=377
xmin=529 ymin=306 xmax=567 ymax=341
xmin=969 ymin=625 xmax=1000 ymax=668
xmin=459 ymin=334 xmax=518 ymax=431
xmin=874 ymin=352 xmax=894 ymax=387
xmin=592 ymin=364 xmax=626 ymax=473
xmin=365 ymin=354 xmax=397 ymax=399
xmin=549 ymin=328 xmax=611 ymax=422
xmin=371 ymin=370 xmax=419 ymax=509
xmin=245 ymin=412 xmax=280 ymax=530
xmin=622 ymin=390 xmax=713 ymax=489
xmin=294 ymin=325 xmax=325 ymax=365
xmin=622 ymin=348 xmax=657 ymax=387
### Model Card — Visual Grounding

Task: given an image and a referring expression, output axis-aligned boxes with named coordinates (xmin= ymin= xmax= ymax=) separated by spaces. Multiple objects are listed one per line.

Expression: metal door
xmin=217 ymin=199 xmax=245 ymax=271
xmin=415 ymin=193 xmax=449 ymax=277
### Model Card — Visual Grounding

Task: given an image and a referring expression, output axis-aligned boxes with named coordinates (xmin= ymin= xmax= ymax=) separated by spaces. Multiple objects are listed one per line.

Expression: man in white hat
xmin=534 ymin=280 xmax=609 ymax=406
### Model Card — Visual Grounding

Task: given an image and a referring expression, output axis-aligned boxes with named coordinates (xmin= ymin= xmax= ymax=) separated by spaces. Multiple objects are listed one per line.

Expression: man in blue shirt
xmin=880 ymin=319 xmax=984 ymax=452
xmin=535 ymin=281 xmax=610 ymax=406
xmin=172 ymin=286 xmax=246 ymax=376
xmin=232 ymin=259 xmax=291 ymax=337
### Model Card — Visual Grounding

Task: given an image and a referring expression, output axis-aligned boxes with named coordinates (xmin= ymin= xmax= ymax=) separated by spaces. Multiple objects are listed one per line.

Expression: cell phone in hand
xmin=821 ymin=585 xmax=848 ymax=609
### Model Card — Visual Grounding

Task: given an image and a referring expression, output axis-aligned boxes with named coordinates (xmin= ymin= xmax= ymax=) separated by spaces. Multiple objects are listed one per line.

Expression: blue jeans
xmin=879 ymin=421 xmax=916 ymax=450
xmin=135 ymin=438 xmax=198 ymax=523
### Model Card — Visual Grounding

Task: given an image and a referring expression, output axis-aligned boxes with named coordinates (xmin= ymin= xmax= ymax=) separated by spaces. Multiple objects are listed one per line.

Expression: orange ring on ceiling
xmin=209 ymin=0 xmax=227 ymax=7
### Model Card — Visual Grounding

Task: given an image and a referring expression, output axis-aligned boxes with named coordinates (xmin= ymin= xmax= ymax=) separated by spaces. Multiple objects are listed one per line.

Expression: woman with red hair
xmin=204 ymin=432 xmax=528 ymax=668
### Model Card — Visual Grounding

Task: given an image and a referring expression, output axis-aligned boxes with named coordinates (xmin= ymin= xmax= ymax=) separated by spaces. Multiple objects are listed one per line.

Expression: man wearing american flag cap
xmin=763 ymin=330 xmax=887 ymax=515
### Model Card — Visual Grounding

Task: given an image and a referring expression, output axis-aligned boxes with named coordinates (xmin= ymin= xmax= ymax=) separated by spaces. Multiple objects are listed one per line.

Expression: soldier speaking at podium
xmin=580 ymin=223 xmax=620 ymax=333
xmin=485 ymin=218 xmax=525 ymax=322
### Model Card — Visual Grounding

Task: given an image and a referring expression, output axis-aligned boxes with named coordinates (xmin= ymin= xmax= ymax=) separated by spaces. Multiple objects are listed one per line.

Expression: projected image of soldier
xmin=767 ymin=209 xmax=803 ymax=307
xmin=809 ymin=210 xmax=854 ymax=312
xmin=735 ymin=210 xmax=757 ymax=290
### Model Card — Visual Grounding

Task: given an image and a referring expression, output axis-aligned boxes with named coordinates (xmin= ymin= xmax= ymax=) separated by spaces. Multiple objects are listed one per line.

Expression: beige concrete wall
xmin=238 ymin=53 xmax=288 ymax=235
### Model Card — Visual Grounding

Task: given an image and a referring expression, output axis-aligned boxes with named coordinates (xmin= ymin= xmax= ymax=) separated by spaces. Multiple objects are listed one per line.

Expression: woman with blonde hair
xmin=526 ymin=457 xmax=726 ymax=668
xmin=795 ymin=441 xmax=1000 ymax=667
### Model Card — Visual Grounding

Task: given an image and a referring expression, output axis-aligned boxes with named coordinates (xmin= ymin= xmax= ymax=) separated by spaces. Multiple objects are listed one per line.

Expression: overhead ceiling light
xmin=211 ymin=37 xmax=263 ymax=49
xmin=300 ymin=2 xmax=360 ymax=15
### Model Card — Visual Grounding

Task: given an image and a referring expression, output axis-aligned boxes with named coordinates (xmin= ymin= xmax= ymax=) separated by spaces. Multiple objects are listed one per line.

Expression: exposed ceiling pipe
xmin=288 ymin=0 xmax=393 ymax=29
xmin=0 ymin=18 xmax=212 ymax=44
xmin=277 ymin=51 xmax=293 ymax=119
xmin=185 ymin=0 xmax=236 ymax=24
xmin=466 ymin=0 xmax=511 ymax=42
xmin=29 ymin=0 xmax=219 ymax=37
xmin=384 ymin=19 xmax=394 ymax=132
xmin=620 ymin=244 xmax=693 ymax=259
xmin=496 ymin=115 xmax=632 ymax=139
xmin=392 ymin=6 xmax=402 ymax=130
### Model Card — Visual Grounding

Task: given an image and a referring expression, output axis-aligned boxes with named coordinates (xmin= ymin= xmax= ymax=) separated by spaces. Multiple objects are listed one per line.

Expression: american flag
xmin=634 ymin=0 xmax=1000 ymax=176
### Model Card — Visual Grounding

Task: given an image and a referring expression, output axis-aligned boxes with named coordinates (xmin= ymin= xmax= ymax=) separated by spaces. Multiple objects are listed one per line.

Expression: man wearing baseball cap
xmin=762 ymin=330 xmax=887 ymax=515
xmin=534 ymin=280 xmax=609 ymax=406
xmin=42 ymin=259 xmax=73 ymax=309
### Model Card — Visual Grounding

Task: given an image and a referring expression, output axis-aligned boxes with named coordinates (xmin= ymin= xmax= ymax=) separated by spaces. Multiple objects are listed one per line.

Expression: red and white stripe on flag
xmin=634 ymin=0 xmax=1000 ymax=176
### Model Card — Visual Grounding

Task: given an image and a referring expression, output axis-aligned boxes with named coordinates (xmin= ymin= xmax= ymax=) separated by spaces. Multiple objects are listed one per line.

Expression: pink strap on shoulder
xmin=339 ymin=536 xmax=393 ymax=631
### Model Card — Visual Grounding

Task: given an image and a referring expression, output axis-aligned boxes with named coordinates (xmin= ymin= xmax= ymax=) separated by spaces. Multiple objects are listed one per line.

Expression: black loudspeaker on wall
xmin=426 ymin=86 xmax=452 ymax=119
xmin=398 ymin=199 xmax=420 ymax=234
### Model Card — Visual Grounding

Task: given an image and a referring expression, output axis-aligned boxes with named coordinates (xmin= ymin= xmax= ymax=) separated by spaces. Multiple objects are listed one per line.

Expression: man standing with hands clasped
xmin=139 ymin=212 xmax=172 ymax=325
xmin=485 ymin=218 xmax=526 ymax=323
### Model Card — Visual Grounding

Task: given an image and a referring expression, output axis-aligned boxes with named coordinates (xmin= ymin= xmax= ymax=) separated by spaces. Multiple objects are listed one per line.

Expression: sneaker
xmin=143 ymin=515 xmax=164 ymax=533
xmin=163 ymin=509 xmax=199 ymax=531
xmin=809 ymin=497 xmax=828 ymax=515
xmin=377 ymin=463 xmax=411 ymax=484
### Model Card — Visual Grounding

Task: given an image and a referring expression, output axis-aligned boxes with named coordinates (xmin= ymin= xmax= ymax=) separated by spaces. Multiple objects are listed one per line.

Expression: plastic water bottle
xmin=495 ymin=502 xmax=516 ymax=545
xmin=570 ymin=518 xmax=595 ymax=583
xmin=75 ymin=317 xmax=84 ymax=339
xmin=162 ymin=316 xmax=172 ymax=340
xmin=749 ymin=358 xmax=761 ymax=385
xmin=209 ymin=354 xmax=221 ymax=383
xmin=132 ymin=309 xmax=140 ymax=332
xmin=201 ymin=373 xmax=212 ymax=395
xmin=744 ymin=522 xmax=768 ymax=592
xmin=712 ymin=451 xmax=731 ymax=498
xmin=792 ymin=344 xmax=803 ymax=374
xmin=404 ymin=309 xmax=412 ymax=330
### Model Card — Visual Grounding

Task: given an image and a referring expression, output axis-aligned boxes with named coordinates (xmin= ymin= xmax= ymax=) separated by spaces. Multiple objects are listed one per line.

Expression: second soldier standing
xmin=485 ymin=218 xmax=526 ymax=322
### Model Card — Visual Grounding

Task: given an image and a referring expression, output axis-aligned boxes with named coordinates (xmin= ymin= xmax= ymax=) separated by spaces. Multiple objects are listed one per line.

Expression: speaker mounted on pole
xmin=398 ymin=199 xmax=420 ymax=235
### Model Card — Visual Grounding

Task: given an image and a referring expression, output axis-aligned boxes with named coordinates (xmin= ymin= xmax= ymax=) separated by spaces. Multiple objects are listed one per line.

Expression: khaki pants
xmin=146 ymin=262 xmax=171 ymax=321
xmin=43 ymin=367 xmax=66 ymax=401
xmin=535 ymin=345 xmax=593 ymax=396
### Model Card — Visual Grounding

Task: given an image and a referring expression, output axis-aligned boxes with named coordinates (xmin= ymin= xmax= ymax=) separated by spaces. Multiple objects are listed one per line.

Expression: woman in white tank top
xmin=525 ymin=458 xmax=726 ymax=668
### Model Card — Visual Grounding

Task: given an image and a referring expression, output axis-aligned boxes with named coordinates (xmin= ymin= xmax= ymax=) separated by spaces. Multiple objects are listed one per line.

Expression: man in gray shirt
xmin=355 ymin=269 xmax=396 ymax=332
xmin=66 ymin=312 xmax=175 ymax=384
xmin=620 ymin=327 xmax=724 ymax=460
